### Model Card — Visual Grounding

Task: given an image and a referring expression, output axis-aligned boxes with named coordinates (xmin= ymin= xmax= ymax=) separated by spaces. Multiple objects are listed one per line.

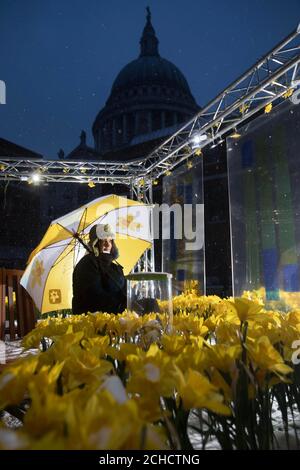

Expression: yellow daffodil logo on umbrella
xmin=30 ymin=259 xmax=45 ymax=289
xmin=117 ymin=214 xmax=142 ymax=232
xmin=49 ymin=289 xmax=62 ymax=304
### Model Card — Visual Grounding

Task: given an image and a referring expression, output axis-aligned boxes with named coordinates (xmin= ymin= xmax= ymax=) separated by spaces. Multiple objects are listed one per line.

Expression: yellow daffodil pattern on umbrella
xmin=117 ymin=214 xmax=143 ymax=233
xmin=30 ymin=259 xmax=45 ymax=289
xmin=49 ymin=289 xmax=62 ymax=305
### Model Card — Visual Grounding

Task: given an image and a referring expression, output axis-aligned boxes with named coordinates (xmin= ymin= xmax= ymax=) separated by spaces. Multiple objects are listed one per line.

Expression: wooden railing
xmin=0 ymin=268 xmax=36 ymax=340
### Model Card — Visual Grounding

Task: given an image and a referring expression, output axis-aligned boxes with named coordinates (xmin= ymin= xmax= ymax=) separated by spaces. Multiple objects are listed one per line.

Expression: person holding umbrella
xmin=72 ymin=223 xmax=127 ymax=315
xmin=21 ymin=195 xmax=153 ymax=316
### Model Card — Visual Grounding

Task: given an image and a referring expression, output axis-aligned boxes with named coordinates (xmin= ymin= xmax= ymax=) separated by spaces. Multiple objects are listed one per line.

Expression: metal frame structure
xmin=1 ymin=24 xmax=300 ymax=270
xmin=1 ymin=24 xmax=300 ymax=188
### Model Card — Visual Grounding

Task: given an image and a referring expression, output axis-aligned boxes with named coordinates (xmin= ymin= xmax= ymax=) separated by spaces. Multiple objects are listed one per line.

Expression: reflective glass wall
xmin=162 ymin=159 xmax=205 ymax=295
xmin=227 ymin=99 xmax=300 ymax=310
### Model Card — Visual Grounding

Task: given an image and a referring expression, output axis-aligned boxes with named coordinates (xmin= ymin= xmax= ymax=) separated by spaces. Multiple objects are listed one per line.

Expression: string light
xmin=229 ymin=128 xmax=241 ymax=139
xmin=283 ymin=88 xmax=294 ymax=99
xmin=264 ymin=103 xmax=273 ymax=114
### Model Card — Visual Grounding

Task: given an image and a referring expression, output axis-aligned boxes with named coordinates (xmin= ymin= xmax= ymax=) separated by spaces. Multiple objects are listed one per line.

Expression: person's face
xmin=98 ymin=238 xmax=113 ymax=254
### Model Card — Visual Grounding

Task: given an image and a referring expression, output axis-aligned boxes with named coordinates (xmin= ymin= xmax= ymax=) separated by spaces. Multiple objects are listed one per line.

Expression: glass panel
xmin=162 ymin=159 xmax=205 ymax=296
xmin=126 ymin=272 xmax=173 ymax=332
xmin=227 ymin=98 xmax=300 ymax=311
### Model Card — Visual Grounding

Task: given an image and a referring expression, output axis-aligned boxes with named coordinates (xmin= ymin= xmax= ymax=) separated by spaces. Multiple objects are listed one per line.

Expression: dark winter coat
xmin=72 ymin=253 xmax=127 ymax=315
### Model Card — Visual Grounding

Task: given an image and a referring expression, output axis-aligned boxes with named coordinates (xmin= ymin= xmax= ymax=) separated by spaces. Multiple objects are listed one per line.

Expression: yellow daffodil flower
xmin=247 ymin=336 xmax=293 ymax=379
xmin=178 ymin=368 xmax=231 ymax=415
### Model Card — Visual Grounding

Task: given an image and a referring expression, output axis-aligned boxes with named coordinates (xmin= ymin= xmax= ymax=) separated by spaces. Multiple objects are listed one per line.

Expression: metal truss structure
xmin=141 ymin=23 xmax=300 ymax=182
xmin=1 ymin=24 xmax=300 ymax=270
xmin=1 ymin=24 xmax=300 ymax=195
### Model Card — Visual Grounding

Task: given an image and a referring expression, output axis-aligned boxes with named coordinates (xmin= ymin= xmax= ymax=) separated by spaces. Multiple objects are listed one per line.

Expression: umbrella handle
xmin=73 ymin=233 xmax=92 ymax=254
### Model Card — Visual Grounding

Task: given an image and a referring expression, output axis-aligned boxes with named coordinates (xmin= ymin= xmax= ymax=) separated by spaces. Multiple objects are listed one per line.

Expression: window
xmin=152 ymin=110 xmax=161 ymax=131
xmin=165 ymin=111 xmax=173 ymax=127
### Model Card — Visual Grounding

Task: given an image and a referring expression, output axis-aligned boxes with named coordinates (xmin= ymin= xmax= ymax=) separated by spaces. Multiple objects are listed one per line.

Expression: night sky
xmin=1 ymin=0 xmax=300 ymax=158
